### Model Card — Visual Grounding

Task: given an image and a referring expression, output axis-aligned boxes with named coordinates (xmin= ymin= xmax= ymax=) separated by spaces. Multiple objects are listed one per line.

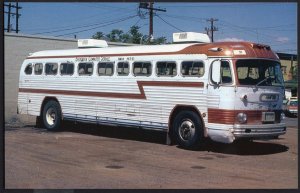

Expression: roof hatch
xmin=173 ymin=32 xmax=211 ymax=43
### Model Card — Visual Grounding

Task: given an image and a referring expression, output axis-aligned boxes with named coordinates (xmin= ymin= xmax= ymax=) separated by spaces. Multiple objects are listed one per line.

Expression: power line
xmin=33 ymin=14 xmax=138 ymax=35
xmin=76 ymin=3 xmax=137 ymax=11
xmin=220 ymin=20 xmax=295 ymax=32
xmin=24 ymin=12 xmax=131 ymax=32
xmin=55 ymin=14 xmax=138 ymax=37
xmin=162 ymin=13 xmax=296 ymax=33
xmin=163 ymin=13 xmax=206 ymax=22
xmin=218 ymin=20 xmax=286 ymax=41
xmin=156 ymin=15 xmax=184 ymax=32
xmin=162 ymin=3 xmax=288 ymax=8
xmin=30 ymin=12 xmax=137 ymax=34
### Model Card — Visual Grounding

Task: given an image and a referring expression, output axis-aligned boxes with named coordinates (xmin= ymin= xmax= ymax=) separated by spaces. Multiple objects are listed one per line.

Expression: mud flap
xmin=166 ymin=132 xmax=172 ymax=145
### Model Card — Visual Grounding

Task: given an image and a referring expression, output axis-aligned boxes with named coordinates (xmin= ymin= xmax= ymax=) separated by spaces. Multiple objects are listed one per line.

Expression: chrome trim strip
xmin=233 ymin=123 xmax=286 ymax=137
xmin=234 ymin=123 xmax=285 ymax=129
xmin=63 ymin=113 xmax=168 ymax=131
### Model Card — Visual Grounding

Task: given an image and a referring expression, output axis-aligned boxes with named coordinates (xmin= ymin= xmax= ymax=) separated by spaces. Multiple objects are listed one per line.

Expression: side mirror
xmin=211 ymin=60 xmax=221 ymax=85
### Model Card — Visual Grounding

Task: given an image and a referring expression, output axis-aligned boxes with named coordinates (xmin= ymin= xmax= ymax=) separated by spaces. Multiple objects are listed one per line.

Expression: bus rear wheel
xmin=42 ymin=100 xmax=62 ymax=131
xmin=173 ymin=111 xmax=204 ymax=149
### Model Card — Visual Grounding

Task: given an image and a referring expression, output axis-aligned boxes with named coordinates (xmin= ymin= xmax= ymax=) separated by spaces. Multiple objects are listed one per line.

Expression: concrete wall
xmin=4 ymin=33 xmax=135 ymax=123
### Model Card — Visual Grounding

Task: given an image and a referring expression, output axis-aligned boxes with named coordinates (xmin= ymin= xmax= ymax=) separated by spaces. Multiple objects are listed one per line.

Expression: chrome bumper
xmin=288 ymin=110 xmax=298 ymax=116
xmin=233 ymin=123 xmax=286 ymax=138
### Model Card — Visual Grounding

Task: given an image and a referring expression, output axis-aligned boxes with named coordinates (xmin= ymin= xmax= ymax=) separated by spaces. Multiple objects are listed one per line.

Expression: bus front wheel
xmin=42 ymin=100 xmax=62 ymax=131
xmin=173 ymin=111 xmax=204 ymax=149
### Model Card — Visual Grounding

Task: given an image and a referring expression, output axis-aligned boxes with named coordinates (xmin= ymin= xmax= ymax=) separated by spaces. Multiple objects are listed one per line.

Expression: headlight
xmin=280 ymin=112 xmax=285 ymax=122
xmin=237 ymin=113 xmax=247 ymax=123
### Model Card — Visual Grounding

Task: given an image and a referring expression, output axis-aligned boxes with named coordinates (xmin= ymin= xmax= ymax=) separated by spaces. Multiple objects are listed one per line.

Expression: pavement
xmin=5 ymin=117 xmax=298 ymax=189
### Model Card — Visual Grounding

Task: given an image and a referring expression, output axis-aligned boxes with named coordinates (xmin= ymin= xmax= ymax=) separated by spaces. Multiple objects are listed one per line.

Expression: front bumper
xmin=287 ymin=110 xmax=298 ymax=116
xmin=233 ymin=123 xmax=286 ymax=139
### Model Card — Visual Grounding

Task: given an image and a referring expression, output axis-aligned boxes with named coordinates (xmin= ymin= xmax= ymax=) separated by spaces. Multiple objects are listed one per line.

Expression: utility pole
xmin=16 ymin=2 xmax=20 ymax=33
xmin=205 ymin=18 xmax=218 ymax=42
xmin=7 ymin=3 xmax=11 ymax=32
xmin=4 ymin=2 xmax=22 ymax=33
xmin=139 ymin=2 xmax=166 ymax=43
xmin=149 ymin=2 xmax=153 ymax=42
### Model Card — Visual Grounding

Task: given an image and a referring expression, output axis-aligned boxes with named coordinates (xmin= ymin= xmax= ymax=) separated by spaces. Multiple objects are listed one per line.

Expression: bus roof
xmin=27 ymin=41 xmax=279 ymax=61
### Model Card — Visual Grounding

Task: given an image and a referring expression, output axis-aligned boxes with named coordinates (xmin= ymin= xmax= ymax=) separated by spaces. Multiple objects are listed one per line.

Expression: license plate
xmin=262 ymin=112 xmax=275 ymax=122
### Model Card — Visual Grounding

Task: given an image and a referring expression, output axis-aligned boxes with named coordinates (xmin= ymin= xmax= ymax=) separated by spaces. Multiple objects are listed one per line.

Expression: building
xmin=277 ymin=53 xmax=298 ymax=98
xmin=277 ymin=53 xmax=298 ymax=81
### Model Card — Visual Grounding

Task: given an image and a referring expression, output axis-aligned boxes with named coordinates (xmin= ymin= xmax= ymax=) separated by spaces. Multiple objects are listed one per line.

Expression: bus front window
xmin=236 ymin=59 xmax=284 ymax=87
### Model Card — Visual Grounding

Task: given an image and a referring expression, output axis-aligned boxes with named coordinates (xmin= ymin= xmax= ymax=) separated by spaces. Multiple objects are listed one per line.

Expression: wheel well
xmin=168 ymin=105 xmax=206 ymax=136
xmin=40 ymin=97 xmax=60 ymax=117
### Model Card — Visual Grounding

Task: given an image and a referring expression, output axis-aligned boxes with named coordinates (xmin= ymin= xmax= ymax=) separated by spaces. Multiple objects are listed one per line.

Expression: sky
xmin=4 ymin=2 xmax=297 ymax=54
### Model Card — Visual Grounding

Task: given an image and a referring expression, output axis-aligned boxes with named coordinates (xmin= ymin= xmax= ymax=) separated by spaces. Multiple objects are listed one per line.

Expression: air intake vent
xmin=173 ymin=32 xmax=211 ymax=43
xmin=78 ymin=39 xmax=108 ymax=48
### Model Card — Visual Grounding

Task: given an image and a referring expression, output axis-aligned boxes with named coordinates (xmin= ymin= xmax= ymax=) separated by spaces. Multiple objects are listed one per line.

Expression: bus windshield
xmin=236 ymin=59 xmax=284 ymax=87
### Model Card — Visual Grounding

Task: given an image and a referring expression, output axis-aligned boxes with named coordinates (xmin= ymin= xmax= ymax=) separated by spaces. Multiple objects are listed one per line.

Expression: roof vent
xmin=173 ymin=32 xmax=211 ymax=43
xmin=78 ymin=39 xmax=108 ymax=48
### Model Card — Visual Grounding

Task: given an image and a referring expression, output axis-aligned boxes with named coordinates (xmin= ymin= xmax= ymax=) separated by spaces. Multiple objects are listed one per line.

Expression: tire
xmin=42 ymin=100 xmax=62 ymax=131
xmin=172 ymin=110 xmax=204 ymax=149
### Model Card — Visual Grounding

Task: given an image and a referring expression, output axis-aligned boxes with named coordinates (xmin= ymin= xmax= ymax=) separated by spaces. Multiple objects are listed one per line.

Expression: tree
xmin=91 ymin=25 xmax=169 ymax=45
xmin=152 ymin=36 xmax=167 ymax=45
xmin=292 ymin=64 xmax=298 ymax=80
xmin=129 ymin=25 xmax=143 ymax=44
xmin=106 ymin=29 xmax=124 ymax=42
xmin=92 ymin=32 xmax=105 ymax=40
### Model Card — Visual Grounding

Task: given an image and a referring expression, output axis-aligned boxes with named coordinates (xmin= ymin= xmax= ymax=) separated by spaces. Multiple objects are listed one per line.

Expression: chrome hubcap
xmin=46 ymin=107 xmax=56 ymax=126
xmin=179 ymin=119 xmax=195 ymax=141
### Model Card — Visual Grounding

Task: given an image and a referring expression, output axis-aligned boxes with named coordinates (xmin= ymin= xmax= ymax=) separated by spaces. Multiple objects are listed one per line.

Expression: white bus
xmin=18 ymin=32 xmax=286 ymax=149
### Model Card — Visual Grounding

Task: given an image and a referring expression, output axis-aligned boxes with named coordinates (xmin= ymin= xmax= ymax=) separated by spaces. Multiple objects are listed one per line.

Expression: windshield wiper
xmin=255 ymin=76 xmax=272 ymax=87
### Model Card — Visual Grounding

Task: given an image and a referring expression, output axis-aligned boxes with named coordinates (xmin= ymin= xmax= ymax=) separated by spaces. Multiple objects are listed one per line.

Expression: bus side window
xmin=98 ymin=62 xmax=114 ymax=76
xmin=45 ymin=63 xmax=58 ymax=75
xmin=24 ymin=63 xmax=32 ymax=75
xmin=133 ymin=62 xmax=152 ymax=76
xmin=181 ymin=61 xmax=204 ymax=77
xmin=60 ymin=63 xmax=74 ymax=75
xmin=34 ymin=63 xmax=43 ymax=75
xmin=156 ymin=61 xmax=177 ymax=77
xmin=78 ymin=62 xmax=93 ymax=76
xmin=117 ymin=62 xmax=129 ymax=76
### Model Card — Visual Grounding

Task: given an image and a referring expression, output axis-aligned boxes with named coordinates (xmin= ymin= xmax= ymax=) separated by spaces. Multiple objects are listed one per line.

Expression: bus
xmin=17 ymin=32 xmax=286 ymax=149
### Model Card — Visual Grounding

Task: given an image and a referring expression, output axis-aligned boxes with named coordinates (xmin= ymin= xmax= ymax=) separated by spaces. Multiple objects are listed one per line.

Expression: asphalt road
xmin=5 ymin=117 xmax=298 ymax=189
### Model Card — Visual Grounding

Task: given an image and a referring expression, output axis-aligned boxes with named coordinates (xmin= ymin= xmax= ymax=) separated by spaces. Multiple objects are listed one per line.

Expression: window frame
xmin=97 ymin=62 xmax=115 ymax=76
xmin=116 ymin=61 xmax=130 ymax=76
xmin=220 ymin=60 xmax=233 ymax=85
xmin=209 ymin=59 xmax=233 ymax=85
xmin=155 ymin=61 xmax=177 ymax=77
xmin=45 ymin=62 xmax=58 ymax=76
xmin=77 ymin=62 xmax=94 ymax=76
xmin=34 ymin=63 xmax=43 ymax=75
xmin=180 ymin=60 xmax=205 ymax=77
xmin=24 ymin=63 xmax=33 ymax=75
xmin=132 ymin=61 xmax=152 ymax=77
xmin=60 ymin=62 xmax=75 ymax=76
